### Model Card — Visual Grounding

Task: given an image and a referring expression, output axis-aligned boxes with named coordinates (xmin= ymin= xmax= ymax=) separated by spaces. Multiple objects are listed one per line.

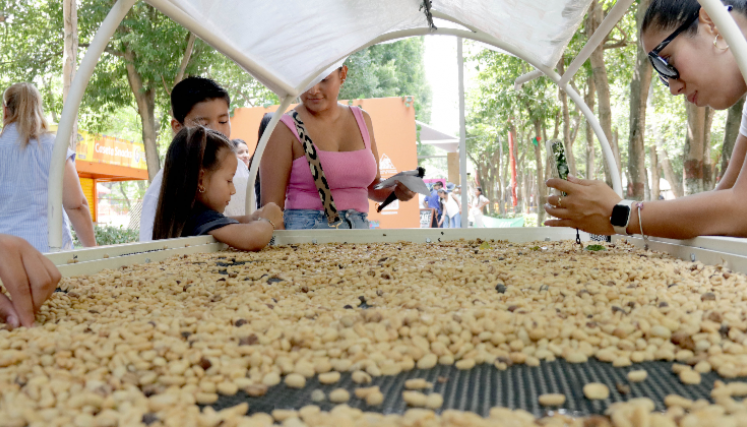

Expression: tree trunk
xmin=720 ymin=97 xmax=746 ymax=182
xmin=703 ymin=107 xmax=715 ymax=191
xmin=496 ymin=136 xmax=505 ymax=216
xmin=124 ymin=49 xmax=160 ymax=182
xmin=584 ymin=77 xmax=596 ymax=180
xmin=684 ymin=102 xmax=706 ymax=195
xmin=626 ymin=0 xmax=653 ymax=201
xmin=62 ymin=0 xmax=78 ymax=149
xmin=650 ymin=147 xmax=660 ymax=200
xmin=533 ymin=120 xmax=546 ymax=227
xmin=589 ymin=0 xmax=614 ymax=187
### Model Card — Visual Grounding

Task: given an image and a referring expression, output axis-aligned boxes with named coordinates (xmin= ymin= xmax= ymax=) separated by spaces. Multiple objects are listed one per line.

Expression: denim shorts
xmin=284 ymin=209 xmax=370 ymax=230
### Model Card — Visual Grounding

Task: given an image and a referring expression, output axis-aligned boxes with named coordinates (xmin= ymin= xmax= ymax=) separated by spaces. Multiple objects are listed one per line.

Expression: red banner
xmin=508 ymin=131 xmax=518 ymax=207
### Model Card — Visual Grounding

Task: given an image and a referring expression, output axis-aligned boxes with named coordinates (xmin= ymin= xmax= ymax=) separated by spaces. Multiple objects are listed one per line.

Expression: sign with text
xmin=51 ymin=125 xmax=147 ymax=170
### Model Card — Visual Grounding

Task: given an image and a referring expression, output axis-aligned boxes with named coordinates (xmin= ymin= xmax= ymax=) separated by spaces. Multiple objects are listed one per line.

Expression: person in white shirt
xmin=440 ymin=189 xmax=461 ymax=228
xmin=140 ymin=77 xmax=248 ymax=242
xmin=471 ymin=187 xmax=490 ymax=228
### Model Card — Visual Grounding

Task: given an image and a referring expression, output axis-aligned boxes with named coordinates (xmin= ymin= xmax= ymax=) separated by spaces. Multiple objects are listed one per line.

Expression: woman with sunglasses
xmin=545 ymin=0 xmax=747 ymax=239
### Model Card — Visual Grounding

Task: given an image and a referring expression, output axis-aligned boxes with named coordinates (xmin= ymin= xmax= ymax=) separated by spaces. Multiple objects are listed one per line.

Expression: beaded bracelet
xmin=636 ymin=202 xmax=648 ymax=248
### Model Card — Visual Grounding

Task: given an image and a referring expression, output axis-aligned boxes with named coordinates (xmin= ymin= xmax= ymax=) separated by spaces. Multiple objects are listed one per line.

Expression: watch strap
xmin=611 ymin=200 xmax=635 ymax=235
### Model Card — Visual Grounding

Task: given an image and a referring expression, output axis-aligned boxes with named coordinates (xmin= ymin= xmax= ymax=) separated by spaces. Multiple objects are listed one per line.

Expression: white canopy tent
xmin=418 ymin=121 xmax=459 ymax=153
xmin=47 ymin=0 xmax=747 ymax=250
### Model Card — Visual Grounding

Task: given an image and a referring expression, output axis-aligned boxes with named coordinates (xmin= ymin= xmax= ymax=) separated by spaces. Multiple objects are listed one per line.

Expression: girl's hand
xmin=256 ymin=202 xmax=285 ymax=230
xmin=544 ymin=175 xmax=622 ymax=235
xmin=0 ymin=235 xmax=61 ymax=329
xmin=393 ymin=181 xmax=416 ymax=202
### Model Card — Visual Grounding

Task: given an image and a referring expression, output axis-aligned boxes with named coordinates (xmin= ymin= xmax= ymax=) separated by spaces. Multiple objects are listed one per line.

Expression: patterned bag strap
xmin=289 ymin=111 xmax=341 ymax=225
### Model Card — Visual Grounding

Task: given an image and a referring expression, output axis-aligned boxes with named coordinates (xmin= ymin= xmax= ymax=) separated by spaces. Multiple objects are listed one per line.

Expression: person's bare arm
xmin=260 ymin=122 xmax=294 ymax=209
xmin=62 ymin=158 xmax=96 ymax=247
xmin=362 ymin=111 xmax=415 ymax=203
xmin=229 ymin=203 xmax=285 ymax=229
xmin=717 ymin=133 xmax=747 ymax=190
xmin=545 ymin=157 xmax=747 ymax=238
xmin=209 ymin=222 xmax=274 ymax=252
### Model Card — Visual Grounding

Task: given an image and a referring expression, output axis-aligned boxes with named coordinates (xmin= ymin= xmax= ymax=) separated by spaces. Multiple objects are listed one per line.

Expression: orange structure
xmin=231 ymin=97 xmax=419 ymax=229
xmin=52 ymin=126 xmax=148 ymax=222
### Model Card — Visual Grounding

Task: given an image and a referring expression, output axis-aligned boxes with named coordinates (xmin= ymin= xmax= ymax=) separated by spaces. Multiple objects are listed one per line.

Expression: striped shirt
xmin=0 ymin=123 xmax=75 ymax=252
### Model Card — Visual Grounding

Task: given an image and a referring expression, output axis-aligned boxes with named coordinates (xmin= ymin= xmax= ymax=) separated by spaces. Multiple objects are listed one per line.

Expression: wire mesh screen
xmin=206 ymin=359 xmax=738 ymax=418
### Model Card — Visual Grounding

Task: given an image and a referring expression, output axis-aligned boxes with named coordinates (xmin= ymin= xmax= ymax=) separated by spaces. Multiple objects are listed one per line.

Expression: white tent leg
xmin=47 ymin=0 xmax=137 ymax=252
xmin=699 ymin=0 xmax=747 ymax=86
xmin=247 ymin=95 xmax=294 ymax=214
xmin=559 ymin=0 xmax=635 ymax=87
xmin=457 ymin=37 xmax=469 ymax=228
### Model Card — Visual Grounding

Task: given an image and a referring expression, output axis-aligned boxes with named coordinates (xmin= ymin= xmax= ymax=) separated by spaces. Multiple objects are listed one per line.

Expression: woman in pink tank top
xmin=260 ymin=66 xmax=416 ymax=229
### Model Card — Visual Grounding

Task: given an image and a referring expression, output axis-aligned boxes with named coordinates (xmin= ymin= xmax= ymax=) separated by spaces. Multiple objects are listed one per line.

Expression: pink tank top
xmin=282 ymin=107 xmax=377 ymax=213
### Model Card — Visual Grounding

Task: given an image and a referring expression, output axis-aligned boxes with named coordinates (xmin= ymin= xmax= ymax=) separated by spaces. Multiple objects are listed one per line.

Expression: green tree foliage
xmin=341 ymin=37 xmax=432 ymax=123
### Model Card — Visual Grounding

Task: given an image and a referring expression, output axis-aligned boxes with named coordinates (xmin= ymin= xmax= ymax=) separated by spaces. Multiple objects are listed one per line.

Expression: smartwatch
xmin=610 ymin=200 xmax=635 ymax=235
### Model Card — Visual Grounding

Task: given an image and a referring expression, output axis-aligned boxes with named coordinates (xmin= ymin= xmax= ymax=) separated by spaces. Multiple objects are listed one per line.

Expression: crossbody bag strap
xmin=290 ymin=111 xmax=341 ymax=225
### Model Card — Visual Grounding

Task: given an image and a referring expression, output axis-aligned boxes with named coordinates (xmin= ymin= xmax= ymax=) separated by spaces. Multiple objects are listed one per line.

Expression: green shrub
xmin=73 ymin=225 xmax=139 ymax=247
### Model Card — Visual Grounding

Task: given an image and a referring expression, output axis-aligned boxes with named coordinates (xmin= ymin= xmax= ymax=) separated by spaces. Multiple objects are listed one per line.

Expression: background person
xmin=260 ymin=66 xmax=415 ymax=229
xmin=0 ymin=83 xmax=96 ymax=252
xmin=233 ymin=139 xmax=251 ymax=167
xmin=444 ymin=188 xmax=461 ymax=228
xmin=545 ymin=0 xmax=747 ymax=239
xmin=471 ymin=187 xmax=490 ymax=228
xmin=424 ymin=181 xmax=443 ymax=228
xmin=0 ymin=234 xmax=61 ymax=329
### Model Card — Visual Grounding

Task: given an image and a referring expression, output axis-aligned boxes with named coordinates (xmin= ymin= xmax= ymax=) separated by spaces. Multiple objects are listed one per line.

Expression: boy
xmin=139 ymin=77 xmax=250 ymax=242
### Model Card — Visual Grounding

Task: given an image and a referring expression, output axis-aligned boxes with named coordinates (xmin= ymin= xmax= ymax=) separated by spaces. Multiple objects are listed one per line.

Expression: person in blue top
xmin=424 ymin=181 xmax=443 ymax=227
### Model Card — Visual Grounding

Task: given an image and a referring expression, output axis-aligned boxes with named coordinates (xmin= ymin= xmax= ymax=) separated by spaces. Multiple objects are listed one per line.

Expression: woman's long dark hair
xmin=643 ymin=0 xmax=747 ymax=36
xmin=153 ymin=127 xmax=235 ymax=240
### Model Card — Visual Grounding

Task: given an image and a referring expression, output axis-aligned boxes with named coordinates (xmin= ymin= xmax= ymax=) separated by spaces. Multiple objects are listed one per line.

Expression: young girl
xmin=153 ymin=127 xmax=283 ymax=251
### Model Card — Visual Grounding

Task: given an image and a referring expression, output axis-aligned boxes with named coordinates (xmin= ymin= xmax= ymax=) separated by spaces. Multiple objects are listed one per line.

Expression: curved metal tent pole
xmin=295 ymin=27 xmax=624 ymax=198
xmin=47 ymin=0 xmax=138 ymax=252
xmin=246 ymin=96 xmax=294 ymax=213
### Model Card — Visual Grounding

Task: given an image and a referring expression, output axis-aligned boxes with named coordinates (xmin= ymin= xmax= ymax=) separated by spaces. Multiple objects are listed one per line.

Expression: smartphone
xmin=545 ymin=139 xmax=569 ymax=197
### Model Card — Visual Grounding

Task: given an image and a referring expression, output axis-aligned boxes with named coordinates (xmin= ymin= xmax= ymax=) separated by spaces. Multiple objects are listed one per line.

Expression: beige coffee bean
xmin=538 ymin=394 xmax=566 ymax=406
xmin=583 ymin=383 xmax=610 ymax=400
xmin=627 ymin=370 xmax=648 ymax=383
xmin=329 ymin=389 xmax=350 ymax=403
xmin=285 ymin=373 xmax=306 ymax=389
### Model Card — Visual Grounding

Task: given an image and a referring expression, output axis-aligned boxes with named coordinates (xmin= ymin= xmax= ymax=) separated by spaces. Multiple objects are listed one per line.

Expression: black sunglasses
xmin=648 ymin=7 xmax=702 ymax=87
xmin=648 ymin=5 xmax=734 ymax=87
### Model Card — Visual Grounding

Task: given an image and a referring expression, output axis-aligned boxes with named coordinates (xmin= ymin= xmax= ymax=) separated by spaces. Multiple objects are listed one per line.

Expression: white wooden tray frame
xmin=47 ymin=229 xmax=747 ymax=278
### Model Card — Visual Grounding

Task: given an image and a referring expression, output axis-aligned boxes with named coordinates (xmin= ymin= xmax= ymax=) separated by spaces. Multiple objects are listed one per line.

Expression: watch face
xmin=610 ymin=205 xmax=631 ymax=227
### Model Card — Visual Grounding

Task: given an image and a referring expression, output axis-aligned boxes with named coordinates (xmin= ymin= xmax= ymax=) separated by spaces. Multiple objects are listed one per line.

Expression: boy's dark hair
xmin=171 ymin=76 xmax=231 ymax=124
xmin=153 ymin=127 xmax=236 ymax=240
xmin=643 ymin=0 xmax=747 ymax=37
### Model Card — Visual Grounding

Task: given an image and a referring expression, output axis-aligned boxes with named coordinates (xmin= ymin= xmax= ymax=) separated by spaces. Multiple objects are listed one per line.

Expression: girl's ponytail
xmin=153 ymin=127 xmax=235 ymax=240
xmin=1 ymin=83 xmax=50 ymax=146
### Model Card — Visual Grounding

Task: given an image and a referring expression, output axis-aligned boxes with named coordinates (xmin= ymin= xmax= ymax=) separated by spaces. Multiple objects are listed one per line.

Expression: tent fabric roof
xmin=417 ymin=120 xmax=459 ymax=153
xmin=160 ymin=0 xmax=593 ymax=97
